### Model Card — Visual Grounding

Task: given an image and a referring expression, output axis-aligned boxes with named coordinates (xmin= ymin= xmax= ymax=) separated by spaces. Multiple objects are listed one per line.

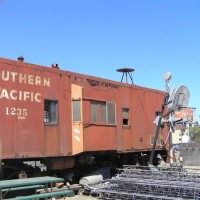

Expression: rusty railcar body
xmin=0 ymin=57 xmax=167 ymax=180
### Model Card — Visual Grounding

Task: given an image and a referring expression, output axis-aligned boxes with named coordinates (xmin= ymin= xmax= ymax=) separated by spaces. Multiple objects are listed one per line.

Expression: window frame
xmin=44 ymin=99 xmax=58 ymax=124
xmin=122 ymin=108 xmax=130 ymax=126
xmin=72 ymin=99 xmax=81 ymax=122
xmin=106 ymin=102 xmax=116 ymax=125
xmin=90 ymin=100 xmax=116 ymax=125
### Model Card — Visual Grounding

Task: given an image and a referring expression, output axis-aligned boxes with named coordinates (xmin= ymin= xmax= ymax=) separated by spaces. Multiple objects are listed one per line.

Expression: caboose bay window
xmin=91 ymin=101 xmax=116 ymax=125
xmin=107 ymin=102 xmax=116 ymax=124
xmin=44 ymin=100 xmax=58 ymax=123
xmin=91 ymin=101 xmax=98 ymax=122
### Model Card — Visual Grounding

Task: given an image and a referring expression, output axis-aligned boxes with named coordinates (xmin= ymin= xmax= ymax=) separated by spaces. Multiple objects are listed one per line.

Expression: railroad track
xmin=79 ymin=165 xmax=200 ymax=200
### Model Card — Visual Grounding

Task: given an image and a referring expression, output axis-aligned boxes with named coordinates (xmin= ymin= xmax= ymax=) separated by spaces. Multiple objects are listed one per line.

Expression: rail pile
xmin=86 ymin=165 xmax=200 ymax=200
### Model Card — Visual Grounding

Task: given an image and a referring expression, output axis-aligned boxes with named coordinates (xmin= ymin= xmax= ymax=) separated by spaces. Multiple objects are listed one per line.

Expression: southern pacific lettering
xmin=0 ymin=88 xmax=41 ymax=102
xmin=0 ymin=70 xmax=50 ymax=103
xmin=0 ymin=70 xmax=50 ymax=87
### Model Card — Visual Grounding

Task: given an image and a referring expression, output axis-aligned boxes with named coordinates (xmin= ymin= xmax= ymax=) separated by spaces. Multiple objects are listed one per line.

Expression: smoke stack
xmin=17 ymin=56 xmax=24 ymax=62
xmin=51 ymin=63 xmax=59 ymax=69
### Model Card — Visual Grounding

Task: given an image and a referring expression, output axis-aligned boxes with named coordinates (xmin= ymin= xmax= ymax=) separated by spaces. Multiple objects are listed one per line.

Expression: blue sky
xmin=0 ymin=0 xmax=200 ymax=119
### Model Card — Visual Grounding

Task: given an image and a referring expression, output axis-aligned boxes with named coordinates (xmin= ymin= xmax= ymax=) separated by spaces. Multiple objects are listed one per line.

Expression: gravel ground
xmin=67 ymin=195 xmax=99 ymax=199
xmin=57 ymin=194 xmax=99 ymax=200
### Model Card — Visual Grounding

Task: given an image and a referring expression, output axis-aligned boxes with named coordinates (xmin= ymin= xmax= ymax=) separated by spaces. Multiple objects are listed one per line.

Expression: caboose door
xmin=71 ymin=84 xmax=84 ymax=155
xmin=44 ymin=100 xmax=59 ymax=156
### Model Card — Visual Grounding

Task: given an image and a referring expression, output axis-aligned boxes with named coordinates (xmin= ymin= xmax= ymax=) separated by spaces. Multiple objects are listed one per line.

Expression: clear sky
xmin=0 ymin=0 xmax=200 ymax=120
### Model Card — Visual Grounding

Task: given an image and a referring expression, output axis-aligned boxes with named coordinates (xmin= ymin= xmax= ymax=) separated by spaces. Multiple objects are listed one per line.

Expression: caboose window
xmin=100 ymin=102 xmax=107 ymax=123
xmin=44 ymin=100 xmax=58 ymax=123
xmin=90 ymin=101 xmax=116 ymax=125
xmin=122 ymin=108 xmax=129 ymax=126
xmin=107 ymin=102 xmax=116 ymax=125
xmin=91 ymin=101 xmax=98 ymax=122
xmin=73 ymin=100 xmax=81 ymax=121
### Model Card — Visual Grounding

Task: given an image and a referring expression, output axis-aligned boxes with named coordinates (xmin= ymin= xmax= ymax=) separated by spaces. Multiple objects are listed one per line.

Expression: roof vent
xmin=51 ymin=63 xmax=59 ymax=69
xmin=116 ymin=68 xmax=135 ymax=84
xmin=17 ymin=56 xmax=24 ymax=62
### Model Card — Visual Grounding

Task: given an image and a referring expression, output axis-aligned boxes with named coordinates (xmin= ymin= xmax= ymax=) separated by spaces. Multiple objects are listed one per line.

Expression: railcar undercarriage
xmin=1 ymin=150 xmax=167 ymax=182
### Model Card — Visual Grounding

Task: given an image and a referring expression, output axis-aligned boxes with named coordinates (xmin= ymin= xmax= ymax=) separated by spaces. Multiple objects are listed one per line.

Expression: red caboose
xmin=0 ymin=57 xmax=167 ymax=180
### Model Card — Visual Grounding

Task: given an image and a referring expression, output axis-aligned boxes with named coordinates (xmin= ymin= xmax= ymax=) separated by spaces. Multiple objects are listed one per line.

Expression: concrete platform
xmin=58 ymin=195 xmax=99 ymax=200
